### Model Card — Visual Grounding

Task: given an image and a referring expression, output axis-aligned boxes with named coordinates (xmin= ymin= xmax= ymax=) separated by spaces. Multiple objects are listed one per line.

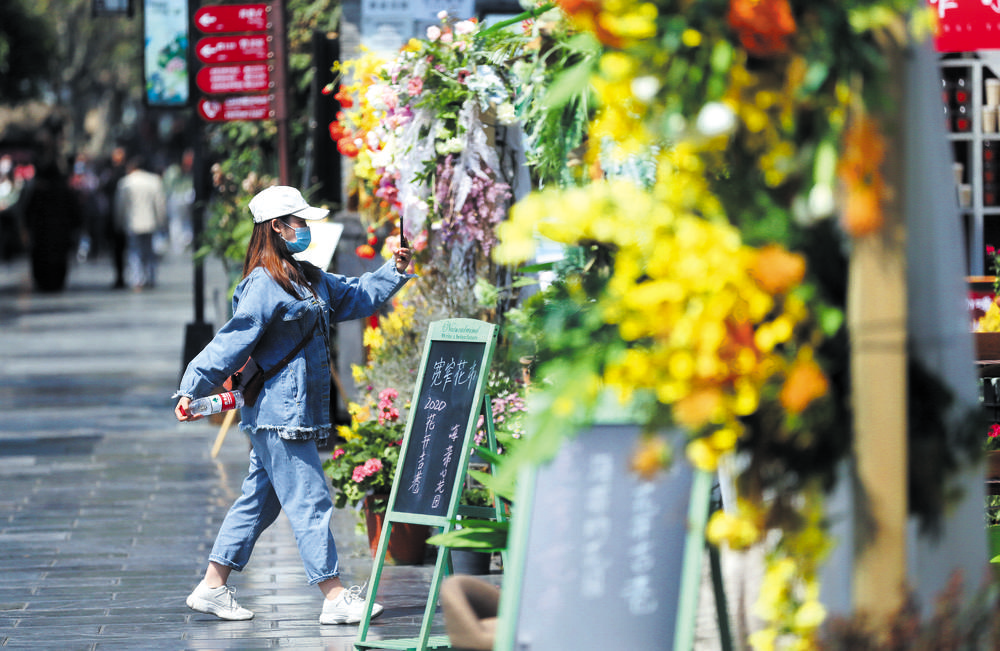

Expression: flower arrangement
xmin=323 ymin=388 xmax=406 ymax=512
xmin=486 ymin=1 xmax=967 ymax=649
xmin=327 ymin=12 xmax=523 ymax=264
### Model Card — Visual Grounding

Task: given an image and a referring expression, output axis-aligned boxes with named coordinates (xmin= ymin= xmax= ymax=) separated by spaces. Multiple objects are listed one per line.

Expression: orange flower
xmin=838 ymin=114 xmax=889 ymax=237
xmin=728 ymin=0 xmax=796 ymax=57
xmin=555 ymin=0 xmax=623 ymax=48
xmin=674 ymin=387 xmax=724 ymax=428
xmin=841 ymin=185 xmax=884 ymax=236
xmin=749 ymin=245 xmax=806 ymax=295
xmin=630 ymin=435 xmax=671 ymax=480
xmin=779 ymin=354 xmax=828 ymax=414
xmin=355 ymin=244 xmax=376 ymax=259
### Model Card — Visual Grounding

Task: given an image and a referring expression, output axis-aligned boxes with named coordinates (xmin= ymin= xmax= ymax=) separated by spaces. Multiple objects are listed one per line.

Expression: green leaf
xmin=543 ymin=58 xmax=596 ymax=111
xmin=427 ymin=519 xmax=510 ymax=551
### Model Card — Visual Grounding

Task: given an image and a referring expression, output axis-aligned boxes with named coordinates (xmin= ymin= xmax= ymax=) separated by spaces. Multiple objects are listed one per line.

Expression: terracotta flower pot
xmin=363 ymin=495 xmax=430 ymax=565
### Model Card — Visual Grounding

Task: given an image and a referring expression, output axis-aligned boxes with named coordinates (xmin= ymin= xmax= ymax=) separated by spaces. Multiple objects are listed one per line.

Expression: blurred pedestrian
xmin=114 ymin=155 xmax=166 ymax=290
xmin=98 ymin=146 xmax=128 ymax=288
xmin=173 ymin=185 xmax=414 ymax=624
xmin=162 ymin=147 xmax=194 ymax=254
xmin=22 ymin=159 xmax=81 ymax=292
xmin=69 ymin=153 xmax=101 ymax=262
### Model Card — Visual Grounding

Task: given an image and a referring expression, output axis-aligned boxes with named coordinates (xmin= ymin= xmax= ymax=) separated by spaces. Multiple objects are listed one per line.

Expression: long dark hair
xmin=242 ymin=221 xmax=320 ymax=298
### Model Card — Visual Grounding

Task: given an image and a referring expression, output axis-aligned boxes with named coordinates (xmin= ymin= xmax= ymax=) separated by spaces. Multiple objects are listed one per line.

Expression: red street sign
xmin=196 ymin=35 xmax=270 ymax=64
xmin=194 ymin=4 xmax=269 ymax=34
xmin=198 ymin=96 xmax=273 ymax=122
xmin=932 ymin=1 xmax=1000 ymax=52
xmin=196 ymin=63 xmax=270 ymax=94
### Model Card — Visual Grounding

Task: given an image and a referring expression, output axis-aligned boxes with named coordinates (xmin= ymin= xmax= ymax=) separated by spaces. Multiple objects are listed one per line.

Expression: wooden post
xmin=848 ymin=47 xmax=908 ymax=631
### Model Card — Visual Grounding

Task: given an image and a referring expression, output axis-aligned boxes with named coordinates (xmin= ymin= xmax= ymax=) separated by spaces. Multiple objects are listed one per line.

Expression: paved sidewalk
xmin=0 ymin=252 xmax=452 ymax=650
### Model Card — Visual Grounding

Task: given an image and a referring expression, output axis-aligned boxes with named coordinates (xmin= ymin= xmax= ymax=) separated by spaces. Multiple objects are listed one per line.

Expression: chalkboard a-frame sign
xmin=494 ymin=424 xmax=715 ymax=651
xmin=355 ymin=318 xmax=498 ymax=651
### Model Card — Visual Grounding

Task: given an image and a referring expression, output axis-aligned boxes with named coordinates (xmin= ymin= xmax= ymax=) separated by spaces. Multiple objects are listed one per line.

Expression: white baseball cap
xmin=249 ymin=186 xmax=329 ymax=223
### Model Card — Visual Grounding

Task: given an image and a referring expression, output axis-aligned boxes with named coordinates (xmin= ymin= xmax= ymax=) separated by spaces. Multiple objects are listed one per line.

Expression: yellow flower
xmin=793 ymin=599 xmax=827 ymax=633
xmin=686 ymin=437 xmax=720 ymax=471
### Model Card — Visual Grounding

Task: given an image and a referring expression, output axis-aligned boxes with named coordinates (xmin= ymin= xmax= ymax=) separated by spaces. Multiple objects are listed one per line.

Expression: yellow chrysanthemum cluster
xmin=497 ymin=161 xmax=812 ymax=473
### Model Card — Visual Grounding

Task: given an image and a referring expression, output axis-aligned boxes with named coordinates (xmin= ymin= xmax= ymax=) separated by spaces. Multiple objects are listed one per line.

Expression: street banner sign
xmin=198 ymin=95 xmax=273 ymax=122
xmin=932 ymin=0 xmax=1000 ymax=52
xmin=196 ymin=63 xmax=270 ymax=94
xmin=194 ymin=4 xmax=270 ymax=34
xmin=196 ymin=35 xmax=270 ymax=64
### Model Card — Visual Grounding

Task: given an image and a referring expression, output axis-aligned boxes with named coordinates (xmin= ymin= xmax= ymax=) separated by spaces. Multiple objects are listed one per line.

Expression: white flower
xmin=695 ymin=101 xmax=737 ymax=137
xmin=455 ymin=20 xmax=476 ymax=36
xmin=437 ymin=10 xmax=448 ymax=20
xmin=807 ymin=184 xmax=835 ymax=219
xmin=630 ymin=75 xmax=659 ymax=103
xmin=427 ymin=25 xmax=441 ymax=41
xmin=495 ymin=102 xmax=517 ymax=125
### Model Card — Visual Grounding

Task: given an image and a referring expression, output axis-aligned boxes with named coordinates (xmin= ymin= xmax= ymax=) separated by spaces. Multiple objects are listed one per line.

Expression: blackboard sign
xmin=393 ymin=337 xmax=487 ymax=516
xmin=356 ymin=319 xmax=499 ymax=651
xmin=496 ymin=424 xmax=703 ymax=651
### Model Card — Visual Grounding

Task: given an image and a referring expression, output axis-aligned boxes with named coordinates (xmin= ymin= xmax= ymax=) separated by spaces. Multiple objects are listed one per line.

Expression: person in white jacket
xmin=114 ymin=155 xmax=166 ymax=289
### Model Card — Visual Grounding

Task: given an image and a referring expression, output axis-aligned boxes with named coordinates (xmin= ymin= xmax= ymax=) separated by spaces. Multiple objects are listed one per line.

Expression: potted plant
xmin=323 ymin=388 xmax=430 ymax=564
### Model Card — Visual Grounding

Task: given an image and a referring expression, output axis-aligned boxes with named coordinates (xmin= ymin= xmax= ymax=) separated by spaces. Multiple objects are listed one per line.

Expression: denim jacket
xmin=176 ymin=260 xmax=413 ymax=440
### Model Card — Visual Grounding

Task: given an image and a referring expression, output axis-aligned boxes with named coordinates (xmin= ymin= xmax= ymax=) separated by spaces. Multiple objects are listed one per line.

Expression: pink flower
xmin=352 ymin=458 xmax=384 ymax=482
xmin=332 ymin=448 xmax=346 ymax=459
xmin=407 ymin=77 xmax=424 ymax=96
xmin=990 ymin=423 xmax=1000 ymax=439
xmin=427 ymin=25 xmax=442 ymax=41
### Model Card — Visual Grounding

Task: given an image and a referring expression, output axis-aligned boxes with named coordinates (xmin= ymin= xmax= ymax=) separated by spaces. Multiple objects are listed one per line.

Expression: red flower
xmin=728 ymin=0 xmax=796 ymax=58
xmin=337 ymin=139 xmax=359 ymax=158
xmin=355 ymin=244 xmax=376 ymax=259
xmin=334 ymin=86 xmax=354 ymax=108
xmin=990 ymin=423 xmax=1000 ymax=439
xmin=328 ymin=121 xmax=348 ymax=141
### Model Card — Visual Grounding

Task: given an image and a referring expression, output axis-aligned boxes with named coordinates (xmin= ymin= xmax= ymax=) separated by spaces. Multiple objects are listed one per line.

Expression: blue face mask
xmin=282 ymin=224 xmax=311 ymax=254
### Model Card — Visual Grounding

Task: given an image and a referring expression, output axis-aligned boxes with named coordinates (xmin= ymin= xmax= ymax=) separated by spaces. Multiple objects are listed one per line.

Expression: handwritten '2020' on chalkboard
xmin=500 ymin=424 xmax=695 ymax=650
xmin=391 ymin=321 xmax=494 ymax=517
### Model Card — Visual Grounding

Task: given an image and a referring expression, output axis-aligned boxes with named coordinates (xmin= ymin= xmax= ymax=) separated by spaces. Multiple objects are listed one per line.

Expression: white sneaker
xmin=186 ymin=582 xmax=254 ymax=621
xmin=319 ymin=584 xmax=384 ymax=625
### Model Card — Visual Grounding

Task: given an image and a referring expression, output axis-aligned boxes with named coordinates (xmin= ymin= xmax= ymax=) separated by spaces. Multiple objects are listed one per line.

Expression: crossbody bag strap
xmin=259 ymin=322 xmax=319 ymax=381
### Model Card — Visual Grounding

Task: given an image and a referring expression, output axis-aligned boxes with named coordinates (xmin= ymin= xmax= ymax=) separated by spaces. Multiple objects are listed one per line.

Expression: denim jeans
xmin=208 ymin=429 xmax=339 ymax=584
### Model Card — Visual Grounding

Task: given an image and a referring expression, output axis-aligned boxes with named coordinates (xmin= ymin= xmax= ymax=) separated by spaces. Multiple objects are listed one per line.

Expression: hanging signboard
xmin=196 ymin=63 xmax=270 ymax=94
xmin=195 ymin=35 xmax=270 ymax=64
xmin=931 ymin=0 xmax=1000 ymax=52
xmin=197 ymin=95 xmax=273 ymax=122
xmin=142 ymin=0 xmax=189 ymax=107
xmin=194 ymin=3 xmax=270 ymax=33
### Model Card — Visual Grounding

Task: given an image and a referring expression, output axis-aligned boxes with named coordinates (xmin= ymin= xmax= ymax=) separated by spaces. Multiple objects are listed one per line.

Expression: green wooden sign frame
xmin=355 ymin=318 xmax=500 ymax=651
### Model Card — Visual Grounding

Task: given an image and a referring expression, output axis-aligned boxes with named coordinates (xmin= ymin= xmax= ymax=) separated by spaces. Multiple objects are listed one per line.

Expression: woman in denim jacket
xmin=174 ymin=186 xmax=413 ymax=624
